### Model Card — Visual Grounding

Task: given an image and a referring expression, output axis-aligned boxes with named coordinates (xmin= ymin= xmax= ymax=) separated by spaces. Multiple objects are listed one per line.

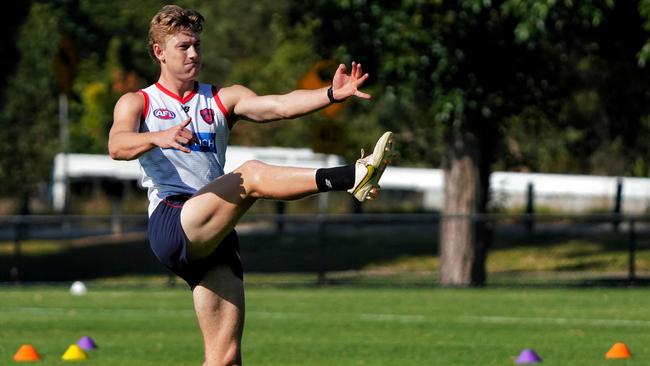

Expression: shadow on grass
xmin=1 ymin=220 xmax=648 ymax=286
xmin=493 ymin=229 xmax=635 ymax=252
xmin=0 ymin=224 xmax=438 ymax=282
xmin=0 ymin=234 xmax=164 ymax=282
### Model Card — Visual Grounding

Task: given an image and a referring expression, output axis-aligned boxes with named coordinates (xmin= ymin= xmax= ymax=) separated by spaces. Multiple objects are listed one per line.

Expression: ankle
xmin=315 ymin=165 xmax=355 ymax=192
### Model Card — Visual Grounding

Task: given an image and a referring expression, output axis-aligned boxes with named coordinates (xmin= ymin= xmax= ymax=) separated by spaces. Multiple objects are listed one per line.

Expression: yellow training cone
xmin=605 ymin=342 xmax=631 ymax=359
xmin=61 ymin=344 xmax=88 ymax=361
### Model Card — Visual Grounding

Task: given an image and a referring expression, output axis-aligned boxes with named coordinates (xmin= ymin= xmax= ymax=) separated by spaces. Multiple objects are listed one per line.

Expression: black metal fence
xmin=0 ymin=213 xmax=649 ymax=285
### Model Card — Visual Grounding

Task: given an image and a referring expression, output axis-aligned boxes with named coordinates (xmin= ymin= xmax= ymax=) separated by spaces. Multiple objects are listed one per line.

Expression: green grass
xmin=1 ymin=285 xmax=650 ymax=365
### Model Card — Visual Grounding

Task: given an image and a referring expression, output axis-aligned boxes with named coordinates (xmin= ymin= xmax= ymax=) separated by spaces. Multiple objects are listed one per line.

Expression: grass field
xmin=1 ymin=284 xmax=649 ymax=365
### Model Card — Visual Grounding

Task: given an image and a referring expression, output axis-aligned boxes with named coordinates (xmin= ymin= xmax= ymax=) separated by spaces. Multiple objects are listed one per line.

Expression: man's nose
xmin=188 ymin=46 xmax=199 ymax=59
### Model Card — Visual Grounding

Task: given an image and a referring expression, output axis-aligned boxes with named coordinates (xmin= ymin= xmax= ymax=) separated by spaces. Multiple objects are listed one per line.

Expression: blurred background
xmin=3 ymin=0 xmax=650 ymax=287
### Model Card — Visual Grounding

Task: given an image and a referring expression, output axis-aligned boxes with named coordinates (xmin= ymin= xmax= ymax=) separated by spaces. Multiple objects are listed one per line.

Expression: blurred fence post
xmin=275 ymin=201 xmax=286 ymax=234
xmin=525 ymin=182 xmax=535 ymax=234
xmin=11 ymin=217 xmax=27 ymax=282
xmin=613 ymin=178 xmax=623 ymax=232
xmin=317 ymin=216 xmax=327 ymax=285
xmin=104 ymin=178 xmax=125 ymax=235
xmin=111 ymin=204 xmax=122 ymax=235
xmin=352 ymin=197 xmax=362 ymax=214
xmin=628 ymin=219 xmax=636 ymax=283
xmin=59 ymin=94 xmax=70 ymax=215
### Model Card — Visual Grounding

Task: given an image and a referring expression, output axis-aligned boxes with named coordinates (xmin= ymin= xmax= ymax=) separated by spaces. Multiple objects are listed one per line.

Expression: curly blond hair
xmin=148 ymin=5 xmax=204 ymax=62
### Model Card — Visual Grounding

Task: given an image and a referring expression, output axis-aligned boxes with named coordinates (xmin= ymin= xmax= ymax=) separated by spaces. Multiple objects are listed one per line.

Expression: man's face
xmin=157 ymin=31 xmax=202 ymax=80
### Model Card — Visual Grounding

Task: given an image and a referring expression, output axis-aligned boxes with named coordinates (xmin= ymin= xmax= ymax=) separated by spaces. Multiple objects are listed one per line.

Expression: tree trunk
xmin=439 ymin=114 xmax=491 ymax=286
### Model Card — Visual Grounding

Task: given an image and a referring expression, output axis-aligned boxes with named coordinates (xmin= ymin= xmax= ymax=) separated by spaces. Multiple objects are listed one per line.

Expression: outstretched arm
xmin=222 ymin=61 xmax=370 ymax=123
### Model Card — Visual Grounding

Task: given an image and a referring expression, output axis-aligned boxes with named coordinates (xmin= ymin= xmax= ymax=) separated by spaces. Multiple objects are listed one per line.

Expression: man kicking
xmin=108 ymin=5 xmax=394 ymax=366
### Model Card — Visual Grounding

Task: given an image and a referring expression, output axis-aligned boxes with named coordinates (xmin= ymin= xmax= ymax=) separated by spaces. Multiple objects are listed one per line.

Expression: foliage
xmin=191 ymin=0 xmax=324 ymax=150
xmin=296 ymin=1 xmax=650 ymax=175
xmin=0 ymin=3 xmax=63 ymax=197
xmin=3 ymin=1 xmax=650 ymax=209
xmin=289 ymin=0 xmax=650 ymax=284
xmin=0 ymin=0 xmax=164 ymax=201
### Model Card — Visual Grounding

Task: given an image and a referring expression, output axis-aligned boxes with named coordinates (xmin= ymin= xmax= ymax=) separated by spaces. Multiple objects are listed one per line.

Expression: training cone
xmin=76 ymin=336 xmax=97 ymax=350
xmin=515 ymin=348 xmax=542 ymax=364
xmin=61 ymin=344 xmax=87 ymax=361
xmin=13 ymin=344 xmax=41 ymax=361
xmin=605 ymin=342 xmax=631 ymax=359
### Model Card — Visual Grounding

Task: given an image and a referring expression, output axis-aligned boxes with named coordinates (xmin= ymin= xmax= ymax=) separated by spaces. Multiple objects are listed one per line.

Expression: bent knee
xmin=237 ymin=160 xmax=268 ymax=197
xmin=239 ymin=159 xmax=267 ymax=173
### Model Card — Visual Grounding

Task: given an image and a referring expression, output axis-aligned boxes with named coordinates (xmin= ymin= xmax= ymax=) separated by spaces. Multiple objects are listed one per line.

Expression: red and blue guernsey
xmin=138 ymin=82 xmax=231 ymax=216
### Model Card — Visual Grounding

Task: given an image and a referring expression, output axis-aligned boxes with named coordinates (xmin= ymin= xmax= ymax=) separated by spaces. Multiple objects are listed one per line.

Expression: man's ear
xmin=153 ymin=43 xmax=165 ymax=63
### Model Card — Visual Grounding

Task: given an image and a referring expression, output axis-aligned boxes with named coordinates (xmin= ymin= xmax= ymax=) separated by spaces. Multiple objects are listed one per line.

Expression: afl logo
xmin=154 ymin=109 xmax=176 ymax=119
xmin=200 ymin=108 xmax=215 ymax=124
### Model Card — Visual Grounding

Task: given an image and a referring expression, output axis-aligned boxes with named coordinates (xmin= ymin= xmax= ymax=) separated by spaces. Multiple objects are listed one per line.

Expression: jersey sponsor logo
xmin=189 ymin=132 xmax=217 ymax=153
xmin=153 ymin=108 xmax=176 ymax=119
xmin=200 ymin=108 xmax=215 ymax=124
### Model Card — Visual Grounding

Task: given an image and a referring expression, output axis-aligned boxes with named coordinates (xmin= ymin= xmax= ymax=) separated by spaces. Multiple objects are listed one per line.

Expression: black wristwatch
xmin=327 ymin=86 xmax=344 ymax=103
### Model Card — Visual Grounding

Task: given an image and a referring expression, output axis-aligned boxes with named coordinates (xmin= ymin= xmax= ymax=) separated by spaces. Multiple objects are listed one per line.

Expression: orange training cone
xmin=605 ymin=342 xmax=632 ymax=359
xmin=13 ymin=344 xmax=41 ymax=361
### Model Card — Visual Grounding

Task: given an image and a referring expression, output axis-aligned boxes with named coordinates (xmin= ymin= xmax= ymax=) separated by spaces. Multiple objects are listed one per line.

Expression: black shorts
xmin=147 ymin=195 xmax=243 ymax=290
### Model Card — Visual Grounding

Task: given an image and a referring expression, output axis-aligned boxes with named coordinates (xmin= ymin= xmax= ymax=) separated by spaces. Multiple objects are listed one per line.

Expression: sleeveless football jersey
xmin=138 ymin=82 xmax=232 ymax=216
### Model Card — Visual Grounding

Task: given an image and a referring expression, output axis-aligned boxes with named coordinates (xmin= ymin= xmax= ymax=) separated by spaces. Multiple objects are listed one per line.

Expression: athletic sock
xmin=315 ymin=165 xmax=356 ymax=192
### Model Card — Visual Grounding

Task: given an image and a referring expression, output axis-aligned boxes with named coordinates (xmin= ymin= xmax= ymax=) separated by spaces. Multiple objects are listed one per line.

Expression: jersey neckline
xmin=154 ymin=81 xmax=199 ymax=104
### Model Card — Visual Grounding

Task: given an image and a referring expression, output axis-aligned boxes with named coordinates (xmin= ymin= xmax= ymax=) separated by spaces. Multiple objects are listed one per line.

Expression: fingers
xmin=172 ymin=119 xmax=194 ymax=153
xmin=353 ymin=61 xmax=361 ymax=79
xmin=340 ymin=61 xmax=364 ymax=79
xmin=337 ymin=63 xmax=346 ymax=75
xmin=177 ymin=129 xmax=196 ymax=152
xmin=178 ymin=128 xmax=194 ymax=141
xmin=172 ymin=133 xmax=192 ymax=152
xmin=332 ymin=61 xmax=370 ymax=100
xmin=351 ymin=61 xmax=366 ymax=79
xmin=180 ymin=117 xmax=192 ymax=128
xmin=173 ymin=142 xmax=191 ymax=153
xmin=355 ymin=72 xmax=370 ymax=86
xmin=176 ymin=135 xmax=191 ymax=145
xmin=177 ymin=117 xmax=195 ymax=147
xmin=355 ymin=90 xmax=372 ymax=100
xmin=353 ymin=71 xmax=371 ymax=99
xmin=334 ymin=61 xmax=370 ymax=100
xmin=174 ymin=129 xmax=193 ymax=152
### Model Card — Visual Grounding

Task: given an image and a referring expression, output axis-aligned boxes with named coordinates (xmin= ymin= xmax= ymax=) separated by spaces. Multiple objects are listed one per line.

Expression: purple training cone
xmin=516 ymin=349 xmax=542 ymax=364
xmin=77 ymin=336 xmax=98 ymax=350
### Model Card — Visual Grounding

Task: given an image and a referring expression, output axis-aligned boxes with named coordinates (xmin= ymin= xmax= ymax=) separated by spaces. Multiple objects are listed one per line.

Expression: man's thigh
xmin=181 ymin=172 xmax=255 ymax=259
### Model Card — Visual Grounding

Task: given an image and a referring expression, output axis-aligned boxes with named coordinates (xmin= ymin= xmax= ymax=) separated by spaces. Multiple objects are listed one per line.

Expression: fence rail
xmin=1 ymin=212 xmax=649 ymax=285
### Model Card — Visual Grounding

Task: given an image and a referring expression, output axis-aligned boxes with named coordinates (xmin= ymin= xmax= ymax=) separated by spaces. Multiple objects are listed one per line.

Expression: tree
xmin=0 ymin=0 xmax=163 ymax=210
xmin=297 ymin=0 xmax=538 ymax=285
xmin=0 ymin=3 xmax=63 ymax=210
xmin=299 ymin=0 xmax=650 ymax=285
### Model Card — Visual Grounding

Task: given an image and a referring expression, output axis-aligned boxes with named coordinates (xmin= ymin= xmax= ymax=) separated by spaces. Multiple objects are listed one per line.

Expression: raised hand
xmin=330 ymin=61 xmax=371 ymax=101
xmin=155 ymin=117 xmax=195 ymax=153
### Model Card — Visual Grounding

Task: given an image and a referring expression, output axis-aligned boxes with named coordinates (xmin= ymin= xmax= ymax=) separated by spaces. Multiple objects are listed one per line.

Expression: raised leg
xmin=181 ymin=131 xmax=395 ymax=260
xmin=181 ymin=160 xmax=318 ymax=259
